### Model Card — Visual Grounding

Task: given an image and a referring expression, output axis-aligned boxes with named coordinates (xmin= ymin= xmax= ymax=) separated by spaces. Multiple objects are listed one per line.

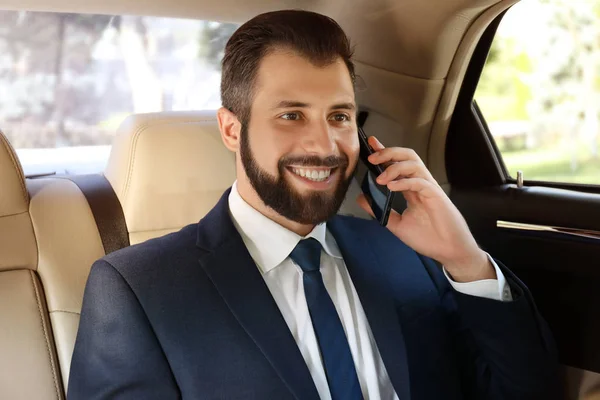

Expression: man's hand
xmin=356 ymin=136 xmax=496 ymax=283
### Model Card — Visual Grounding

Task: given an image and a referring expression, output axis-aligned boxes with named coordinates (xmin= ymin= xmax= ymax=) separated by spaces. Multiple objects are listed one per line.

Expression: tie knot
xmin=289 ymin=238 xmax=322 ymax=273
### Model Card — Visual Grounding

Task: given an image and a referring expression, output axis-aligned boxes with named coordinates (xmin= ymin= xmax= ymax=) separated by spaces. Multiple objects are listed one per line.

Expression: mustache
xmin=279 ymin=154 xmax=349 ymax=169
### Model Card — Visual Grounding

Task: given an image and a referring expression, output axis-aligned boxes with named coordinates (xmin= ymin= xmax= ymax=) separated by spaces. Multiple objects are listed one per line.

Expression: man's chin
xmin=289 ymin=185 xmax=337 ymax=200
xmin=282 ymin=187 xmax=331 ymax=205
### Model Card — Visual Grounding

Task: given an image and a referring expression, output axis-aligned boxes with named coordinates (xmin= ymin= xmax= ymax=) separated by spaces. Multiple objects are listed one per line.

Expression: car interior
xmin=1 ymin=0 xmax=599 ymax=399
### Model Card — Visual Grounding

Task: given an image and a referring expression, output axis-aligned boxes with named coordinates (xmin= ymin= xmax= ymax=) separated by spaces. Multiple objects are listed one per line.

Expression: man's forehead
xmin=254 ymin=51 xmax=355 ymax=107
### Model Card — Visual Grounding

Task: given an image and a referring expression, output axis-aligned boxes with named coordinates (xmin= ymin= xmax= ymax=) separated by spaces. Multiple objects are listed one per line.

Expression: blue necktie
xmin=289 ymin=238 xmax=363 ymax=400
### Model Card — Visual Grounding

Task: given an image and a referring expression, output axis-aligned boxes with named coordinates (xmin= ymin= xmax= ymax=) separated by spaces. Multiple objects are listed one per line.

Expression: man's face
xmin=239 ymin=49 xmax=359 ymax=225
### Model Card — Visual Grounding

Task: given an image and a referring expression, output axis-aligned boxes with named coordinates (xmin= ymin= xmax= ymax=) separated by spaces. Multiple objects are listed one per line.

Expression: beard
xmin=239 ymin=123 xmax=354 ymax=225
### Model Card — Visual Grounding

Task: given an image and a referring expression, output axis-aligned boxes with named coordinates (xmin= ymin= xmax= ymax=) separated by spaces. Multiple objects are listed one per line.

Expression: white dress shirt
xmin=228 ymin=181 xmax=511 ymax=400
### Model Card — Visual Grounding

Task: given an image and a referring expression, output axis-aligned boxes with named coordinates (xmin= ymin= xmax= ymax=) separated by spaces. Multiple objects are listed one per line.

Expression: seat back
xmin=21 ymin=111 xmax=235 ymax=387
xmin=27 ymin=175 xmax=106 ymax=386
xmin=105 ymin=111 xmax=237 ymax=244
xmin=0 ymin=130 xmax=64 ymax=400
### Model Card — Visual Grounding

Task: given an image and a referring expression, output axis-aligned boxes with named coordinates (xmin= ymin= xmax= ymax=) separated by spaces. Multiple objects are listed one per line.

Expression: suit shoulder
xmin=101 ymin=222 xmax=198 ymax=274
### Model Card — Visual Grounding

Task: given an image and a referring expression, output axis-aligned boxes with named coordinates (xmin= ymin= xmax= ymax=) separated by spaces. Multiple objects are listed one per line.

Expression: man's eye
xmin=331 ymin=113 xmax=350 ymax=122
xmin=281 ymin=112 xmax=301 ymax=121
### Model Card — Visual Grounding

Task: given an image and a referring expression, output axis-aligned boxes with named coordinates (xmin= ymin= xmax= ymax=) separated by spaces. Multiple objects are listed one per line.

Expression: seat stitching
xmin=129 ymin=226 xmax=183 ymax=234
xmin=0 ymin=132 xmax=28 ymax=205
xmin=123 ymin=124 xmax=143 ymax=204
xmin=49 ymin=310 xmax=80 ymax=316
xmin=29 ymin=270 xmax=62 ymax=400
xmin=0 ymin=210 xmax=29 ymax=219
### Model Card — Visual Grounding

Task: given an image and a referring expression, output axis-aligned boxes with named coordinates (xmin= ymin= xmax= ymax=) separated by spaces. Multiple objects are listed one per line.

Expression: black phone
xmin=357 ymin=126 xmax=395 ymax=226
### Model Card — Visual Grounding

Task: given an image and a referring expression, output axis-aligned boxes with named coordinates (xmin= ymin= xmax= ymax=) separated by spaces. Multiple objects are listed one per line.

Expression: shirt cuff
xmin=443 ymin=253 xmax=513 ymax=302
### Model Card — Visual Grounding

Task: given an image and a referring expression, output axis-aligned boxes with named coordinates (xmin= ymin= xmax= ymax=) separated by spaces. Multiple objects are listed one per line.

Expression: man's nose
xmin=303 ymin=121 xmax=337 ymax=155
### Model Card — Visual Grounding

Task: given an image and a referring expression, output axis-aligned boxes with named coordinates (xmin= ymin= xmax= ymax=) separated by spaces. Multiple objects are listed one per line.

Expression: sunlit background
xmin=1 ymin=2 xmax=599 ymax=185
xmin=476 ymin=0 xmax=600 ymax=185
xmin=0 ymin=11 xmax=236 ymax=174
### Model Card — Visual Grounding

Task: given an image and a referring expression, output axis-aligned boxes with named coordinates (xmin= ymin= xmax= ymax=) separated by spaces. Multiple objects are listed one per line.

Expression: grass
xmin=501 ymin=144 xmax=600 ymax=185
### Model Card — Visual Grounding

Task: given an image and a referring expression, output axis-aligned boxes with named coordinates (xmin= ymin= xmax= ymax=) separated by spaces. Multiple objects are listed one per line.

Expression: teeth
xmin=291 ymin=168 xmax=331 ymax=182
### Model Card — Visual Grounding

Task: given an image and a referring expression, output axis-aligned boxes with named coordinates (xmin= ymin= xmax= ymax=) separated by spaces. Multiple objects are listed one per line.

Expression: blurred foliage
xmin=198 ymin=21 xmax=238 ymax=69
xmin=476 ymin=38 xmax=533 ymax=121
xmin=0 ymin=11 xmax=229 ymax=149
xmin=475 ymin=0 xmax=600 ymax=184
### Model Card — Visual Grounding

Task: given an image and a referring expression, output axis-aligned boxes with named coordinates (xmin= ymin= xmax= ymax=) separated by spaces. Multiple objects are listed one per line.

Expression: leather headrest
xmin=0 ymin=130 xmax=29 ymax=216
xmin=105 ymin=111 xmax=236 ymax=244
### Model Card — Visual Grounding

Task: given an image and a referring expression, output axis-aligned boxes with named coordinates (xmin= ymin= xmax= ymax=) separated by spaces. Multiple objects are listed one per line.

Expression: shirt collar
xmin=228 ymin=181 xmax=342 ymax=274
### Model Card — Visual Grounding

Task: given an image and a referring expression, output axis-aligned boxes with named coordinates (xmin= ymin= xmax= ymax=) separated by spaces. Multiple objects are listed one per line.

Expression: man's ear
xmin=217 ymin=107 xmax=242 ymax=152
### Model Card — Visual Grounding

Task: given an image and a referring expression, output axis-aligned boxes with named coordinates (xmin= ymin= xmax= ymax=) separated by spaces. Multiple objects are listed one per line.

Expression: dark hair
xmin=221 ymin=10 xmax=355 ymax=124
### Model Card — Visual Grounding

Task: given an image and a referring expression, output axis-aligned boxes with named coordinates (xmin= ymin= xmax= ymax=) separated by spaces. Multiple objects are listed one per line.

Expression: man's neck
xmin=236 ymin=180 xmax=315 ymax=237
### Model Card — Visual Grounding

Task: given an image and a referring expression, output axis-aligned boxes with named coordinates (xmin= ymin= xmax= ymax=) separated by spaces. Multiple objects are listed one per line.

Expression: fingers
xmin=367 ymin=136 xmax=416 ymax=164
xmin=387 ymin=178 xmax=440 ymax=199
xmin=366 ymin=136 xmax=437 ymax=186
xmin=368 ymin=146 xmax=421 ymax=166
xmin=376 ymin=160 xmax=423 ymax=184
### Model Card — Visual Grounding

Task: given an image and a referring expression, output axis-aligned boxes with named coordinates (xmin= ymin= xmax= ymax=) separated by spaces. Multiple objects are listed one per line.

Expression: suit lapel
xmin=329 ymin=216 xmax=411 ymax=400
xmin=196 ymin=190 xmax=320 ymax=400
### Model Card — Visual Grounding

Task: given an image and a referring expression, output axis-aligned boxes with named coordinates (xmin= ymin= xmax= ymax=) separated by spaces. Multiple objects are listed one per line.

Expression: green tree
xmin=476 ymin=37 xmax=534 ymax=122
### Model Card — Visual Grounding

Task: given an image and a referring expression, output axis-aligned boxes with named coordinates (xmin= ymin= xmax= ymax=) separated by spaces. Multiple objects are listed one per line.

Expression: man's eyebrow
xmin=330 ymin=103 xmax=356 ymax=111
xmin=272 ymin=100 xmax=310 ymax=109
xmin=271 ymin=101 xmax=356 ymax=111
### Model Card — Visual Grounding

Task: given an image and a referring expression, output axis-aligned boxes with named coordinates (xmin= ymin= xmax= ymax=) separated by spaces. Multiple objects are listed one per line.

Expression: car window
xmin=0 ymin=11 xmax=237 ymax=175
xmin=475 ymin=0 xmax=600 ymax=185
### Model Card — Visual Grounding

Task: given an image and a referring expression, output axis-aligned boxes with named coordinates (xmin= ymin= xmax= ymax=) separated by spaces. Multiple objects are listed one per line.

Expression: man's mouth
xmin=288 ymin=167 xmax=337 ymax=182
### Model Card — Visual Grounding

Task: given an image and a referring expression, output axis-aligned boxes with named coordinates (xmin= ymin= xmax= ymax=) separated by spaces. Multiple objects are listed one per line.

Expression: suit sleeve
xmin=420 ymin=255 xmax=561 ymax=400
xmin=68 ymin=259 xmax=180 ymax=400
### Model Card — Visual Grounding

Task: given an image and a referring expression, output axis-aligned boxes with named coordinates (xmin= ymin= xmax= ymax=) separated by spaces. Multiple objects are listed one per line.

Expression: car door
xmin=445 ymin=4 xmax=600 ymax=400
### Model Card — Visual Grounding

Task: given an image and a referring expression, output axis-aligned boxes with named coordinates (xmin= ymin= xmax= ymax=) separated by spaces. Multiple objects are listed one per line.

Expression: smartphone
xmin=357 ymin=126 xmax=395 ymax=226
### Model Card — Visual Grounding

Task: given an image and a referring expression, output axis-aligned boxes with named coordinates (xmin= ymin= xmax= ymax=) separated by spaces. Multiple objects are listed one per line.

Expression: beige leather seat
xmin=26 ymin=175 xmax=106 ymax=386
xmin=27 ymin=111 xmax=236 ymax=390
xmin=0 ymin=131 xmax=64 ymax=400
xmin=24 ymin=111 xmax=235 ymax=389
xmin=105 ymin=110 xmax=237 ymax=244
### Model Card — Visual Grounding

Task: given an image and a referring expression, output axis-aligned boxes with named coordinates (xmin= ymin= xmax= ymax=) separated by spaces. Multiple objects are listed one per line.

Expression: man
xmin=69 ymin=10 xmax=558 ymax=400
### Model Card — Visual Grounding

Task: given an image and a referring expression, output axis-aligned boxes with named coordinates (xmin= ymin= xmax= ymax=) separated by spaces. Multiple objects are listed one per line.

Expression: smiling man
xmin=69 ymin=10 xmax=558 ymax=400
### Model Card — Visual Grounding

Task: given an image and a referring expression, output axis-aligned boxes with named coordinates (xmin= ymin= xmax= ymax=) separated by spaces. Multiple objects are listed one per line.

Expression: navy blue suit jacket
xmin=68 ymin=189 xmax=559 ymax=399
